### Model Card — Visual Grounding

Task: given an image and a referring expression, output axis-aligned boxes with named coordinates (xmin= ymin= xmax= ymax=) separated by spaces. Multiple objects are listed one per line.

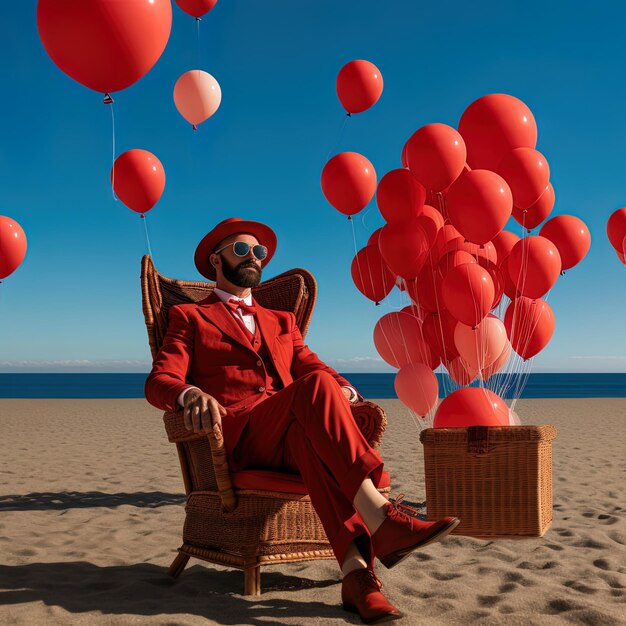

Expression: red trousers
xmin=227 ymin=370 xmax=385 ymax=569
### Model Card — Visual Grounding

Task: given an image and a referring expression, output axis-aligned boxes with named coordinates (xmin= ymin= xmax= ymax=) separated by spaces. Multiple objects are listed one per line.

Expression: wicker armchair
xmin=140 ymin=255 xmax=390 ymax=595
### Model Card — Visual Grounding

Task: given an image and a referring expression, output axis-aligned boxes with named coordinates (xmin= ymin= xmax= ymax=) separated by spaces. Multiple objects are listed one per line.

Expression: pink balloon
xmin=481 ymin=340 xmax=512 ymax=380
xmin=446 ymin=356 xmax=478 ymax=386
xmin=173 ymin=70 xmax=221 ymax=130
xmin=395 ymin=363 xmax=439 ymax=416
xmin=434 ymin=387 xmax=510 ymax=427
xmin=454 ymin=314 xmax=507 ymax=371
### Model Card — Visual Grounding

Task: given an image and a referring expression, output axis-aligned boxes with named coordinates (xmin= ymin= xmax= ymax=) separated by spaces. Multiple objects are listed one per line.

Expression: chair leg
xmin=168 ymin=552 xmax=190 ymax=578
xmin=243 ymin=562 xmax=261 ymax=596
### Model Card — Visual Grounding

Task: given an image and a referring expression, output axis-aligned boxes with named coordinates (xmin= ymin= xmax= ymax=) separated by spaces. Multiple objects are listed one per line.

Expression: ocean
xmin=0 ymin=373 xmax=624 ymax=399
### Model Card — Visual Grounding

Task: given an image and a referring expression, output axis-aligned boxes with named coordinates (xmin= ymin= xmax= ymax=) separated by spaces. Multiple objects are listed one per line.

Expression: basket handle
xmin=467 ymin=425 xmax=491 ymax=454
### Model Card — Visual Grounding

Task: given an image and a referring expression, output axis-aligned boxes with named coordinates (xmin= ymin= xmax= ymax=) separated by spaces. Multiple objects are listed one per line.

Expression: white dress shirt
xmin=177 ymin=288 xmax=358 ymax=407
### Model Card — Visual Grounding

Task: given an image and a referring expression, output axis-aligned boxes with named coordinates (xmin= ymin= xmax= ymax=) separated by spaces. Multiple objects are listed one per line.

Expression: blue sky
xmin=1 ymin=1 xmax=625 ymax=373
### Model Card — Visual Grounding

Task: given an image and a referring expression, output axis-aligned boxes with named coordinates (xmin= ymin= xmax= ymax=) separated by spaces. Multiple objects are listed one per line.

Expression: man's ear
xmin=210 ymin=253 xmax=219 ymax=269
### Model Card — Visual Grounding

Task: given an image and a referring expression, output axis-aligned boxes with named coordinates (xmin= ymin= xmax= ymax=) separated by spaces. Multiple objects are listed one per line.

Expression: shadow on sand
xmin=0 ymin=561 xmax=347 ymax=624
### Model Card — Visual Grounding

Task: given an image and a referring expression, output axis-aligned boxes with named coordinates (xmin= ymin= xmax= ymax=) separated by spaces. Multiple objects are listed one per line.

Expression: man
xmin=145 ymin=217 xmax=460 ymax=624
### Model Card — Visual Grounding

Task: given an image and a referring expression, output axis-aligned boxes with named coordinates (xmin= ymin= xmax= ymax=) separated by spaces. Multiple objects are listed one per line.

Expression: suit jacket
xmin=144 ymin=292 xmax=356 ymax=448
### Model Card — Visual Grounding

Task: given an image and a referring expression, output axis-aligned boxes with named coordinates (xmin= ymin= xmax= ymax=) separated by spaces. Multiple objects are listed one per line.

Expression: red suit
xmin=145 ymin=291 xmax=386 ymax=568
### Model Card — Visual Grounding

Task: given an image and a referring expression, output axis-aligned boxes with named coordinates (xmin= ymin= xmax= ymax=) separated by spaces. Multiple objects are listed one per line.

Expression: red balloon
xmin=437 ymin=250 xmax=476 ymax=281
xmin=175 ymin=0 xmax=218 ymax=18
xmin=351 ymin=245 xmax=395 ymax=304
xmin=606 ymin=208 xmax=626 ymax=251
xmin=37 ymin=0 xmax=172 ymax=94
xmin=401 ymin=141 xmax=409 ymax=168
xmin=378 ymin=221 xmax=430 ymax=279
xmin=442 ymin=238 xmax=498 ymax=265
xmin=477 ymin=257 xmax=505 ymax=309
xmin=405 ymin=124 xmax=467 ymax=192
xmin=401 ymin=303 xmax=427 ymax=323
xmin=373 ymin=311 xmax=435 ymax=369
xmin=508 ymin=236 xmax=562 ymax=299
xmin=442 ymin=263 xmax=495 ymax=327
xmin=504 ymin=297 xmax=555 ymax=359
xmin=434 ymin=387 xmax=510 ymax=428
xmin=111 ymin=149 xmax=165 ymax=214
xmin=395 ymin=363 xmax=439 ymax=416
xmin=446 ymin=169 xmax=513 ymax=244
xmin=422 ymin=310 xmax=459 ymax=361
xmin=321 ymin=152 xmax=377 ymax=216
xmin=501 ymin=256 xmax=521 ymax=300
xmin=336 ymin=60 xmax=383 ymax=114
xmin=498 ymin=147 xmax=550 ymax=210
xmin=492 ymin=230 xmax=520 ymax=267
xmin=367 ymin=227 xmax=383 ymax=246
xmin=446 ymin=357 xmax=478 ymax=386
xmin=0 ymin=216 xmax=28 ymax=279
xmin=617 ymin=246 xmax=626 ymax=265
xmin=415 ymin=206 xmax=444 ymax=246
xmin=512 ymin=182 xmax=555 ymax=230
xmin=539 ymin=215 xmax=591 ymax=271
xmin=433 ymin=224 xmax=463 ymax=259
xmin=459 ymin=94 xmax=538 ymax=171
xmin=376 ymin=169 xmax=426 ymax=223
xmin=406 ymin=262 xmax=442 ymax=313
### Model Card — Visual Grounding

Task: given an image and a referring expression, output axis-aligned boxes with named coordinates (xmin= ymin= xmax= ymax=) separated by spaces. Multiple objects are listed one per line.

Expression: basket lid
xmin=419 ymin=424 xmax=557 ymax=445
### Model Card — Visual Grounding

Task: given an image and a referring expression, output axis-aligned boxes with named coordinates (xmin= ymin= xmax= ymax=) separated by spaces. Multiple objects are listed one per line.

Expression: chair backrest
xmin=140 ymin=255 xmax=318 ymax=359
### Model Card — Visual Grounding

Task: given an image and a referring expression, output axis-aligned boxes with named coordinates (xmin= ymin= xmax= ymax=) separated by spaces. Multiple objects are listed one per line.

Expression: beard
xmin=220 ymin=254 xmax=262 ymax=288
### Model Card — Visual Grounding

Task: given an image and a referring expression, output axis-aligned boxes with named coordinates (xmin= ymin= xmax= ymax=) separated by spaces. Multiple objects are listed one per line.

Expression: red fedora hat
xmin=194 ymin=217 xmax=277 ymax=281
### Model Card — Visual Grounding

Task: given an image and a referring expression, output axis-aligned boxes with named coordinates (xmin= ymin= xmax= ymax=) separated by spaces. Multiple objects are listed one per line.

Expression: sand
xmin=1 ymin=397 xmax=625 ymax=625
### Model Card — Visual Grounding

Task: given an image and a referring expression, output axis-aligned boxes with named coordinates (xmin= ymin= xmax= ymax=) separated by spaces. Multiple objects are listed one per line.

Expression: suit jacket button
xmin=258 ymin=386 xmax=265 ymax=392
xmin=256 ymin=360 xmax=262 ymax=367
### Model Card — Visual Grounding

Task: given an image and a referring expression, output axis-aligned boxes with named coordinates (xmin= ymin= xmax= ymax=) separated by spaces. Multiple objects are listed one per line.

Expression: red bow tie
xmin=225 ymin=299 xmax=257 ymax=316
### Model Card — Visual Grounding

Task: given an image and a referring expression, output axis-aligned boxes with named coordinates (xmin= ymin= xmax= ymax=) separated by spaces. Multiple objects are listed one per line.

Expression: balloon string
xmin=109 ymin=100 xmax=118 ymax=201
xmin=141 ymin=214 xmax=153 ymax=258
xmin=325 ymin=114 xmax=351 ymax=163
xmin=196 ymin=17 xmax=201 ymax=68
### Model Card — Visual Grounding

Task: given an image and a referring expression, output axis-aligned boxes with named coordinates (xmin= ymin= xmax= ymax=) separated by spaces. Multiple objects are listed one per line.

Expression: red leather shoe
xmin=341 ymin=567 xmax=402 ymax=624
xmin=372 ymin=495 xmax=460 ymax=569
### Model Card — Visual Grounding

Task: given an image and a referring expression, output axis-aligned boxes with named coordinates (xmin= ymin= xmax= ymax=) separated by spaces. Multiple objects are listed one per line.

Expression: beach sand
xmin=1 ymin=397 xmax=624 ymax=625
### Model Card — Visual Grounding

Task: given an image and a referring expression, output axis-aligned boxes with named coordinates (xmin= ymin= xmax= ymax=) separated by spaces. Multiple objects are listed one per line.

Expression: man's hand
xmin=183 ymin=388 xmax=227 ymax=435
xmin=341 ymin=386 xmax=358 ymax=403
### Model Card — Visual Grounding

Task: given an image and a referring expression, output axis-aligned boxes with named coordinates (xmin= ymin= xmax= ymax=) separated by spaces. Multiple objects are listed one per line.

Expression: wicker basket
xmin=419 ymin=425 xmax=557 ymax=539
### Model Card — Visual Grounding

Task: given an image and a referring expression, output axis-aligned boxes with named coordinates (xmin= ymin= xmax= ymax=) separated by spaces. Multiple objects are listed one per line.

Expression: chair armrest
xmin=350 ymin=401 xmax=387 ymax=448
xmin=163 ymin=411 xmax=237 ymax=513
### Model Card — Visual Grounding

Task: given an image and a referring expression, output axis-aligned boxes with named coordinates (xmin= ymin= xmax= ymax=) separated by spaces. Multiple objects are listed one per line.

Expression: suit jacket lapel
xmin=197 ymin=292 xmax=254 ymax=350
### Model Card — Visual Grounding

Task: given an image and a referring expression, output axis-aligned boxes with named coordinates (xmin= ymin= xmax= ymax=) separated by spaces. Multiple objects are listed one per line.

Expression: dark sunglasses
xmin=214 ymin=241 xmax=268 ymax=261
